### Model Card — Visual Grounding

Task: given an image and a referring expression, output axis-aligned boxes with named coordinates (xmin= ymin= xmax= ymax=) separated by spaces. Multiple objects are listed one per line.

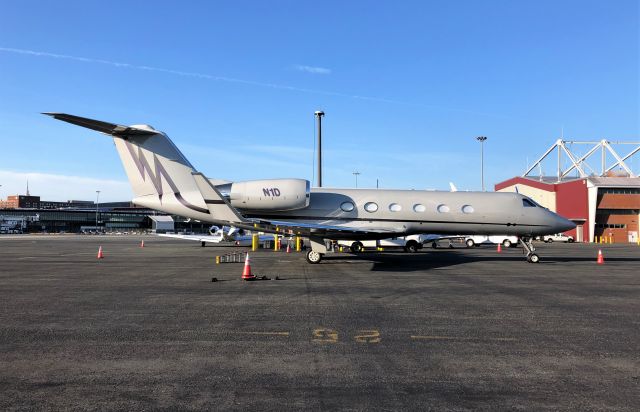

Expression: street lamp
xmin=95 ymin=190 xmax=100 ymax=232
xmin=476 ymin=136 xmax=488 ymax=191
xmin=314 ymin=111 xmax=325 ymax=187
xmin=353 ymin=171 xmax=361 ymax=188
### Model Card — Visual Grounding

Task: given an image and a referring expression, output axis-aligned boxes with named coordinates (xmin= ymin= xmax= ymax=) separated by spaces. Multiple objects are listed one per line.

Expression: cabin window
xmin=340 ymin=202 xmax=355 ymax=212
xmin=413 ymin=204 xmax=426 ymax=213
xmin=437 ymin=204 xmax=450 ymax=213
xmin=462 ymin=205 xmax=474 ymax=214
xmin=389 ymin=203 xmax=402 ymax=212
xmin=364 ymin=202 xmax=378 ymax=213
xmin=522 ymin=199 xmax=537 ymax=208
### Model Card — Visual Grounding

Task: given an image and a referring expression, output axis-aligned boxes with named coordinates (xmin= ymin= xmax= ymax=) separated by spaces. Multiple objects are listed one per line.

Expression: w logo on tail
xmin=124 ymin=141 xmax=209 ymax=214
xmin=125 ymin=141 xmax=176 ymax=196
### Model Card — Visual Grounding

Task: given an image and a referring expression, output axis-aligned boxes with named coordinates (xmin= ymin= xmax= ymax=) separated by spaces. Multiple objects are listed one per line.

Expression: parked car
xmin=464 ymin=235 xmax=518 ymax=248
xmin=540 ymin=233 xmax=574 ymax=243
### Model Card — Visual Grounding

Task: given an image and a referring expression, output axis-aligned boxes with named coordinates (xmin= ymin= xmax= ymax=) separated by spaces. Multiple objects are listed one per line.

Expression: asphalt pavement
xmin=1 ymin=235 xmax=638 ymax=410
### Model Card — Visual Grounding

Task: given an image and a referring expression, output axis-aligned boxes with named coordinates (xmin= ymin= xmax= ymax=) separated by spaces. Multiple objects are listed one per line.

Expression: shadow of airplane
xmin=318 ymin=250 xmax=640 ymax=272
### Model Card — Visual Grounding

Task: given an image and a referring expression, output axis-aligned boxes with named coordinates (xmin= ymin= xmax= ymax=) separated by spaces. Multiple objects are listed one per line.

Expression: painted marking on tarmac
xmin=354 ymin=329 xmax=381 ymax=343
xmin=227 ymin=331 xmax=290 ymax=336
xmin=312 ymin=328 xmax=338 ymax=343
xmin=410 ymin=335 xmax=517 ymax=342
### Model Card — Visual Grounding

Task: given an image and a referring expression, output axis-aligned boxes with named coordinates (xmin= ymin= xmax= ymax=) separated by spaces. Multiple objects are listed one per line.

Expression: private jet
xmin=45 ymin=113 xmax=575 ymax=264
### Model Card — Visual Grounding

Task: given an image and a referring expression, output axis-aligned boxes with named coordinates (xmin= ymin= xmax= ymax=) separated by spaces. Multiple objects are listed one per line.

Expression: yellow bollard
xmin=252 ymin=234 xmax=258 ymax=251
xmin=295 ymin=236 xmax=301 ymax=252
xmin=216 ymin=256 xmax=220 ymax=264
xmin=273 ymin=234 xmax=279 ymax=251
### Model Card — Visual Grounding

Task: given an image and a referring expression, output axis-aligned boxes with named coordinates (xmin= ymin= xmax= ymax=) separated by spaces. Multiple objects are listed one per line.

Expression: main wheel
xmin=546 ymin=238 xmax=553 ymax=243
xmin=405 ymin=240 xmax=419 ymax=253
xmin=465 ymin=239 xmax=475 ymax=248
xmin=527 ymin=253 xmax=540 ymax=263
xmin=350 ymin=242 xmax=364 ymax=253
xmin=502 ymin=239 xmax=512 ymax=248
xmin=306 ymin=250 xmax=323 ymax=264
xmin=431 ymin=242 xmax=438 ymax=249
xmin=568 ymin=238 xmax=574 ymax=243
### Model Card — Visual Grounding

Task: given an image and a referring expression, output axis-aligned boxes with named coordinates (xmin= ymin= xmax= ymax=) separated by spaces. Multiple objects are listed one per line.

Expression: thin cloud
xmin=293 ymin=64 xmax=331 ymax=75
xmin=0 ymin=46 xmax=507 ymax=118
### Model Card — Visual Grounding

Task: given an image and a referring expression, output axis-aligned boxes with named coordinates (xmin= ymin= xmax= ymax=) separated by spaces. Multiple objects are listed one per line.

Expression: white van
xmin=463 ymin=235 xmax=518 ymax=248
xmin=337 ymin=234 xmax=429 ymax=253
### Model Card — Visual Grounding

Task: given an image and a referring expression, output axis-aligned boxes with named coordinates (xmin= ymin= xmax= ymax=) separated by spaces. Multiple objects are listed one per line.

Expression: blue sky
xmin=0 ymin=0 xmax=638 ymax=201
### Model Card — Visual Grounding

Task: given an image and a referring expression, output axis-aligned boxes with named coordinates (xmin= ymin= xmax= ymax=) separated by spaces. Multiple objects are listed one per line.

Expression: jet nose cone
xmin=554 ymin=214 xmax=576 ymax=233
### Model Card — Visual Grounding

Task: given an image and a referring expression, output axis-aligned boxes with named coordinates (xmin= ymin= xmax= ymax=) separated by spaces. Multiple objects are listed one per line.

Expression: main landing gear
xmin=305 ymin=236 xmax=326 ymax=264
xmin=306 ymin=249 xmax=323 ymax=264
xmin=519 ymin=237 xmax=540 ymax=263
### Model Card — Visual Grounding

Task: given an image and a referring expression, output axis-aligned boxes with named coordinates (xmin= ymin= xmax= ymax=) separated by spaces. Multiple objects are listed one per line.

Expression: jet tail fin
xmin=44 ymin=112 xmax=244 ymax=224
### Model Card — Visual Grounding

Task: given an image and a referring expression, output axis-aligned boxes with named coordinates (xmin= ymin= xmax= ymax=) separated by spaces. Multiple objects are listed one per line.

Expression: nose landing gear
xmin=519 ymin=237 xmax=540 ymax=263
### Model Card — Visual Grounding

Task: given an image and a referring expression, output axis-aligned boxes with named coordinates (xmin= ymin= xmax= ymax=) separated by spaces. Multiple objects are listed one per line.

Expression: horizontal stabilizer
xmin=42 ymin=113 xmax=158 ymax=137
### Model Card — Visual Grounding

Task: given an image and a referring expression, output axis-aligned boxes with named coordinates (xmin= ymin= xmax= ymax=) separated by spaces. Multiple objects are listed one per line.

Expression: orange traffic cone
xmin=497 ymin=243 xmax=502 ymax=253
xmin=97 ymin=246 xmax=104 ymax=259
xmin=140 ymin=240 xmax=145 ymax=248
xmin=242 ymin=253 xmax=256 ymax=280
xmin=286 ymin=243 xmax=291 ymax=253
xmin=596 ymin=249 xmax=604 ymax=265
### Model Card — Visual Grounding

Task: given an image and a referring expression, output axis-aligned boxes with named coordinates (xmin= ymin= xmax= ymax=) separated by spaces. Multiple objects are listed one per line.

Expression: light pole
xmin=95 ymin=190 xmax=100 ymax=232
xmin=353 ymin=171 xmax=361 ymax=188
xmin=476 ymin=136 xmax=487 ymax=191
xmin=314 ymin=111 xmax=325 ymax=187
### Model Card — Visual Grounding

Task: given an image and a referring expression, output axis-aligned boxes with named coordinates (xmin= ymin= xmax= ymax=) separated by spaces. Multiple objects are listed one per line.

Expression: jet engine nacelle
xmin=228 ymin=178 xmax=310 ymax=211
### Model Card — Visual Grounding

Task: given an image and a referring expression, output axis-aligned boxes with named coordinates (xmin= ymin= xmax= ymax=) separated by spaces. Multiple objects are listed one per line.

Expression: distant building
xmin=0 ymin=192 xmax=208 ymax=233
xmin=496 ymin=176 xmax=640 ymax=243
xmin=495 ymin=139 xmax=640 ymax=243
xmin=0 ymin=195 xmax=41 ymax=209
xmin=0 ymin=195 xmax=98 ymax=209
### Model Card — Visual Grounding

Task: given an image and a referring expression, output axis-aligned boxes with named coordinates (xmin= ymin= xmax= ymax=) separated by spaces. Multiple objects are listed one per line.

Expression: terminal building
xmin=495 ymin=140 xmax=640 ymax=243
xmin=0 ymin=193 xmax=209 ymax=234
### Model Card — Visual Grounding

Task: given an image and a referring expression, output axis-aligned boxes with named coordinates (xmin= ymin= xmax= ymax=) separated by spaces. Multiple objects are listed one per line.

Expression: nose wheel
xmin=519 ymin=237 xmax=541 ymax=263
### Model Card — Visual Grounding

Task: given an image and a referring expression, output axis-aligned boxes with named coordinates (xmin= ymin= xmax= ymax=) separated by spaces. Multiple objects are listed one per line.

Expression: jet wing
xmin=242 ymin=218 xmax=404 ymax=239
xmin=157 ymin=233 xmax=225 ymax=243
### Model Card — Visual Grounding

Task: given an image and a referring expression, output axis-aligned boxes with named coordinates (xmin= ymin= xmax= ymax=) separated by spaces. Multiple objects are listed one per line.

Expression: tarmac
xmin=1 ymin=235 xmax=639 ymax=410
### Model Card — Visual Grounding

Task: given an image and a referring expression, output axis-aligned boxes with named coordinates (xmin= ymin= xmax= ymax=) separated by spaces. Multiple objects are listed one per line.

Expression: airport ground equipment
xmin=216 ymin=252 xmax=247 ymax=264
xmin=45 ymin=112 xmax=575 ymax=265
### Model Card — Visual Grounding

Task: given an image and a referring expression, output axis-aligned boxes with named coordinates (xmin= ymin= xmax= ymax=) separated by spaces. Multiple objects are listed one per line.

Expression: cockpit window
xmin=522 ymin=199 xmax=537 ymax=208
